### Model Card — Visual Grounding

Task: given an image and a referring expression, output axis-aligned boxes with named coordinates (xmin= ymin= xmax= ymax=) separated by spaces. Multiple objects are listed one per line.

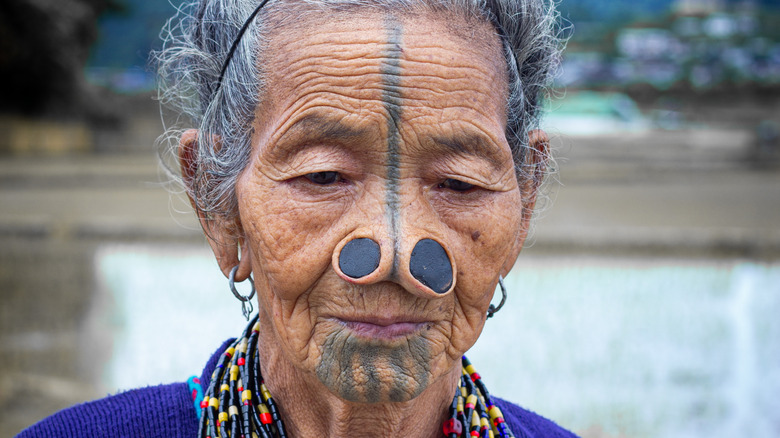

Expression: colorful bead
xmin=260 ymin=383 xmax=272 ymax=401
xmin=198 ymin=315 xmax=289 ymax=438
xmin=488 ymin=405 xmax=504 ymax=424
xmin=443 ymin=357 xmax=515 ymax=438
xmin=259 ymin=405 xmax=273 ymax=425
xmin=442 ymin=418 xmax=463 ymax=435
xmin=466 ymin=394 xmax=477 ymax=410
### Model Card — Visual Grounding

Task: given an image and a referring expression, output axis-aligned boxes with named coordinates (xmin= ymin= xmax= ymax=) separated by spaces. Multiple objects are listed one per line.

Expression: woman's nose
xmin=332 ymin=232 xmax=456 ymax=297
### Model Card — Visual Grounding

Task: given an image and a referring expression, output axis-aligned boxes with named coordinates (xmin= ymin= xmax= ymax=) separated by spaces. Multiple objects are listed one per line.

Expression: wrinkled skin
xmin=181 ymin=9 xmax=547 ymax=438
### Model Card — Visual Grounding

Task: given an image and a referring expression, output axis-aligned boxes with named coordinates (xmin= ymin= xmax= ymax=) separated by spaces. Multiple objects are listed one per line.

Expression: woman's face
xmin=231 ymin=11 xmax=533 ymax=402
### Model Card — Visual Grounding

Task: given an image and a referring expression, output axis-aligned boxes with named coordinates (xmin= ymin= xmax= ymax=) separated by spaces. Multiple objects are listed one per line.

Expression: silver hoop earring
xmin=486 ymin=276 xmax=507 ymax=319
xmin=229 ymin=265 xmax=256 ymax=321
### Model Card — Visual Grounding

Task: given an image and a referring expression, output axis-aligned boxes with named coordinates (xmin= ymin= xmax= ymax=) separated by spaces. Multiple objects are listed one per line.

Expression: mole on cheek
xmin=471 ymin=230 xmax=481 ymax=241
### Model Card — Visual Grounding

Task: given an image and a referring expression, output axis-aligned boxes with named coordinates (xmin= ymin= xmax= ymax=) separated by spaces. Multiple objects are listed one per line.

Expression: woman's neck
xmin=257 ymin=335 xmax=460 ymax=438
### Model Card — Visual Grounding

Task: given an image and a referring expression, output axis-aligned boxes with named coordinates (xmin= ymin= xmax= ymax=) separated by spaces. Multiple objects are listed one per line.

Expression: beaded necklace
xmin=197 ymin=314 xmax=513 ymax=438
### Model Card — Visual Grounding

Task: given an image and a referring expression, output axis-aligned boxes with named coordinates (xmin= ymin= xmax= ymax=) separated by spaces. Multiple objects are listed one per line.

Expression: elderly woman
xmin=19 ymin=0 xmax=574 ymax=437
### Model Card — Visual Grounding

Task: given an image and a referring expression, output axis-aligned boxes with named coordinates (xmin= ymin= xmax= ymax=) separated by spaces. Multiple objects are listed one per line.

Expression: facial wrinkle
xmin=381 ymin=20 xmax=403 ymax=275
xmin=388 ymin=336 xmax=429 ymax=402
xmin=361 ymin=344 xmax=382 ymax=403
xmin=316 ymin=331 xmax=360 ymax=402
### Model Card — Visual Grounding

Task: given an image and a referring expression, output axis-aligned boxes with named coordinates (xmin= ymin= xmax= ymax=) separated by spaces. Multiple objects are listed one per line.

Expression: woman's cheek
xmin=442 ymin=190 xmax=524 ymax=352
xmin=441 ymin=188 xmax=523 ymax=272
xmin=238 ymin=179 xmax=350 ymax=301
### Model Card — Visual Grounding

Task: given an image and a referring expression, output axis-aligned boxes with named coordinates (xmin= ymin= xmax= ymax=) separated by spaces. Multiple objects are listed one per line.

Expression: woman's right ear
xmin=178 ymin=128 xmax=212 ymax=237
xmin=179 ymin=129 xmax=200 ymax=194
xmin=178 ymin=129 xmax=246 ymax=279
xmin=179 ymin=129 xmax=211 ymax=226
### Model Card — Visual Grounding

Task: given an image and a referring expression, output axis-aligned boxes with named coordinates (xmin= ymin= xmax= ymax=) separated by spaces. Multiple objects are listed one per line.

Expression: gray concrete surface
xmin=1 ymin=129 xmax=777 ymax=254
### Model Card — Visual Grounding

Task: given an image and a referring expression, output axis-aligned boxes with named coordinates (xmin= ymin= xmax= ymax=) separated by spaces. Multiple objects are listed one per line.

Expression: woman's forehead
xmin=261 ymin=10 xmax=505 ymax=90
xmin=255 ymin=12 xmax=509 ymax=159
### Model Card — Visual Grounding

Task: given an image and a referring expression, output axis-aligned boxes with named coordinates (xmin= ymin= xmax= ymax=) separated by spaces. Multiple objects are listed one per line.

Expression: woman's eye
xmin=305 ymin=171 xmax=341 ymax=185
xmin=439 ymin=178 xmax=475 ymax=192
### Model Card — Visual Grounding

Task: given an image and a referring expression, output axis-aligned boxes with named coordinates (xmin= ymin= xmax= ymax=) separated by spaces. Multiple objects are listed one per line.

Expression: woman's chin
xmin=312 ymin=323 xmax=438 ymax=403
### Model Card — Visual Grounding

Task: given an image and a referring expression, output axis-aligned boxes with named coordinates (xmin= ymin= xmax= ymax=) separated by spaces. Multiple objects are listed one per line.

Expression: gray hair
xmin=155 ymin=0 xmax=565 ymax=220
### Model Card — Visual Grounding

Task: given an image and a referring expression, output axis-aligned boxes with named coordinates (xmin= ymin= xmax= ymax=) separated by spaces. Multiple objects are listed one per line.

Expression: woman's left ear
xmin=178 ymin=129 xmax=253 ymax=281
xmin=520 ymin=129 xmax=549 ymax=219
xmin=501 ymin=129 xmax=549 ymax=276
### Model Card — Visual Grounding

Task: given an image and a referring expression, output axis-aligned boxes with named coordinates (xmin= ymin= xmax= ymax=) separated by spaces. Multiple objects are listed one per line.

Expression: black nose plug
xmin=338 ymin=238 xmax=381 ymax=279
xmin=409 ymin=239 xmax=453 ymax=294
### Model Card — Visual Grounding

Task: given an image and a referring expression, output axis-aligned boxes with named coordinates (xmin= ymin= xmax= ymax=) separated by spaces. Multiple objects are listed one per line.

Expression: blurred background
xmin=1 ymin=0 xmax=779 ymax=437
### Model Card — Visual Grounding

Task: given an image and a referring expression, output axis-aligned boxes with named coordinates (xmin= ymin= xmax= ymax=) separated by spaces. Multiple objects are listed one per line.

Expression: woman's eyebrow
xmin=270 ymin=113 xmax=372 ymax=157
xmin=288 ymin=114 xmax=371 ymax=141
xmin=430 ymin=133 xmax=506 ymax=170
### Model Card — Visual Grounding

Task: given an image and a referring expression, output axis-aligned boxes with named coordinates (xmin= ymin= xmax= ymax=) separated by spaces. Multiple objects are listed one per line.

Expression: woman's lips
xmin=335 ymin=317 xmax=429 ymax=339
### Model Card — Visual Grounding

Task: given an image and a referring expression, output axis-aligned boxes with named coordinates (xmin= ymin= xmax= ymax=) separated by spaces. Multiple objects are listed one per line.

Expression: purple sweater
xmin=18 ymin=340 xmax=579 ymax=437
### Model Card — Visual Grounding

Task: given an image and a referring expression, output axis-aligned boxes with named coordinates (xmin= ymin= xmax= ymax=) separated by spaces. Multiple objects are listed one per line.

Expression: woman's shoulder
xmin=16 ymin=382 xmax=197 ymax=438
xmin=493 ymin=396 xmax=580 ymax=438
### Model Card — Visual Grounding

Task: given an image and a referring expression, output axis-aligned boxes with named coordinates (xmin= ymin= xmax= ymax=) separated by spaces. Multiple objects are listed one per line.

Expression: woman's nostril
xmin=409 ymin=239 xmax=453 ymax=294
xmin=338 ymin=238 xmax=381 ymax=279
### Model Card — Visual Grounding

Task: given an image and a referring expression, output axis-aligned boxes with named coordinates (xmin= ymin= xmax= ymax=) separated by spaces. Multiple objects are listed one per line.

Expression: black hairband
xmin=215 ymin=0 xmax=272 ymax=94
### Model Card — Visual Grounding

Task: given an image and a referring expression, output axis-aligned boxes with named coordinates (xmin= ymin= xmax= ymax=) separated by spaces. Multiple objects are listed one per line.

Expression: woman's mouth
xmin=335 ymin=317 xmax=429 ymax=339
